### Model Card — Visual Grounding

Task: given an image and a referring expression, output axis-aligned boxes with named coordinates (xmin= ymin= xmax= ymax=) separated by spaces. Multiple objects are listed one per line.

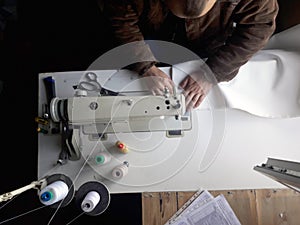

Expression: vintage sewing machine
xmin=48 ymin=71 xmax=191 ymax=162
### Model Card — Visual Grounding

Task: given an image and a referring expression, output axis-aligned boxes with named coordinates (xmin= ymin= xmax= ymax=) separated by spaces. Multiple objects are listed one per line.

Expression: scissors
xmin=77 ymin=72 xmax=102 ymax=92
xmin=77 ymin=72 xmax=119 ymax=96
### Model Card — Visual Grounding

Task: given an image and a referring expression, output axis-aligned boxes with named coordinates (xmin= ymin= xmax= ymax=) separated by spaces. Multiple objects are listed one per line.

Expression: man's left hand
xmin=179 ymin=73 xmax=213 ymax=111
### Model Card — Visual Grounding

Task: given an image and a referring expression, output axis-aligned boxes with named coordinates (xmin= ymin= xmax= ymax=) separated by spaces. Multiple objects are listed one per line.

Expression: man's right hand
xmin=142 ymin=65 xmax=175 ymax=96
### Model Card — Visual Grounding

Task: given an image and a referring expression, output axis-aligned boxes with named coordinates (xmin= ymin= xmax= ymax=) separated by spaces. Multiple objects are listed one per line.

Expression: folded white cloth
xmin=199 ymin=24 xmax=300 ymax=118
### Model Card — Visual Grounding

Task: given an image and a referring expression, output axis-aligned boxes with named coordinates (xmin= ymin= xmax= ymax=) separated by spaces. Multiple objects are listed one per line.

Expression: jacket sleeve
xmin=103 ymin=0 xmax=158 ymax=75
xmin=205 ymin=0 xmax=279 ymax=82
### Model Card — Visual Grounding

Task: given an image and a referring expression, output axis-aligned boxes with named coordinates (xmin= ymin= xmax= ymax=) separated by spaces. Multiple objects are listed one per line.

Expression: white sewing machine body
xmin=50 ymin=93 xmax=190 ymax=134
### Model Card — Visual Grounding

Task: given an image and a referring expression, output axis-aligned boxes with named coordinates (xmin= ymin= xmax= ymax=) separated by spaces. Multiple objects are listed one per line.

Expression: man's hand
xmin=179 ymin=72 xmax=213 ymax=111
xmin=142 ymin=65 xmax=175 ymax=96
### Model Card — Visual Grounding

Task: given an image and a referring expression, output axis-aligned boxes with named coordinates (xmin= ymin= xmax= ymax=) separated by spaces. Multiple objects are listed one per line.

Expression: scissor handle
xmin=78 ymin=72 xmax=102 ymax=91
xmin=85 ymin=72 xmax=97 ymax=81
xmin=78 ymin=81 xmax=100 ymax=91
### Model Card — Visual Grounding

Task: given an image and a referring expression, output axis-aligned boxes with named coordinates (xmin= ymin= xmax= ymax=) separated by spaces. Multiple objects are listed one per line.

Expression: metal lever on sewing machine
xmin=57 ymin=121 xmax=81 ymax=164
xmin=49 ymin=97 xmax=81 ymax=164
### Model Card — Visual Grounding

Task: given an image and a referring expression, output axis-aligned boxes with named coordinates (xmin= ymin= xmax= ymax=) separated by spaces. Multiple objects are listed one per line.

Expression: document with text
xmin=165 ymin=190 xmax=241 ymax=225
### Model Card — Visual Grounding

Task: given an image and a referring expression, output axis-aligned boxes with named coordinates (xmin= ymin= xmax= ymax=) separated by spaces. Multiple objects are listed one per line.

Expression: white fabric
xmin=200 ymin=24 xmax=300 ymax=118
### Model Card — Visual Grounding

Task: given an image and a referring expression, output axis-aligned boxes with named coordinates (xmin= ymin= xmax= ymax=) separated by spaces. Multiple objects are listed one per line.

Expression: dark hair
xmin=165 ymin=0 xmax=211 ymax=18
xmin=183 ymin=0 xmax=208 ymax=17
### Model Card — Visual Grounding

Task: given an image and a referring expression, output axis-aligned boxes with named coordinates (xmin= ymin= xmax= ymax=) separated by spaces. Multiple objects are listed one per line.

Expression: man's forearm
xmin=206 ymin=0 xmax=279 ymax=82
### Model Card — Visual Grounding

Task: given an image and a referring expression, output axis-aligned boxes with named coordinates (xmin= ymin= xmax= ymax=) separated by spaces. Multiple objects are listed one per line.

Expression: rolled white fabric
xmin=81 ymin=191 xmax=101 ymax=212
xmin=39 ymin=180 xmax=69 ymax=206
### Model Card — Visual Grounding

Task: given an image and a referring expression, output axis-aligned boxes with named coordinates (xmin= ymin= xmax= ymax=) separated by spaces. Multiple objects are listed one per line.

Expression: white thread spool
xmin=81 ymin=191 xmax=101 ymax=213
xmin=39 ymin=180 xmax=69 ymax=206
xmin=94 ymin=152 xmax=111 ymax=165
xmin=112 ymin=161 xmax=129 ymax=179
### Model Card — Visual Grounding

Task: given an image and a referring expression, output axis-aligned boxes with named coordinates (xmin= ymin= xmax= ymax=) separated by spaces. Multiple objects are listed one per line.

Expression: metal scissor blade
xmin=100 ymin=88 xmax=119 ymax=96
xmin=100 ymin=87 xmax=152 ymax=96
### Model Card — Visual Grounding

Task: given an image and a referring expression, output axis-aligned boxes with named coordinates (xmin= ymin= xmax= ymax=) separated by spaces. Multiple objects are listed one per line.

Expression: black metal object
xmin=254 ymin=157 xmax=300 ymax=192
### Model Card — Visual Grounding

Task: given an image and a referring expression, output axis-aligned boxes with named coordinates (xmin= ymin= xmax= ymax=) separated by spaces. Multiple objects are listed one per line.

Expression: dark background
xmin=0 ymin=0 xmax=300 ymax=224
xmin=0 ymin=1 xmax=140 ymax=225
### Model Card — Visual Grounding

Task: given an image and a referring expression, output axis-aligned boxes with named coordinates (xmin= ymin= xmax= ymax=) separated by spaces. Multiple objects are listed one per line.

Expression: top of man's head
xmin=165 ymin=0 xmax=216 ymax=18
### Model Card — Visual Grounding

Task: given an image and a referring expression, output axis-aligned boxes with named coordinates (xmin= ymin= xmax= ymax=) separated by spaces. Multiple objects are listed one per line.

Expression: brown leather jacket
xmin=102 ymin=0 xmax=279 ymax=82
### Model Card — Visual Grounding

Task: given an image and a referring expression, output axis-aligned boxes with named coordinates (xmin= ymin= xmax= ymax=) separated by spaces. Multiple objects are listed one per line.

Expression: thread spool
xmin=75 ymin=181 xmax=110 ymax=216
xmin=115 ymin=141 xmax=129 ymax=154
xmin=112 ymin=161 xmax=129 ymax=179
xmin=94 ymin=152 xmax=111 ymax=165
xmin=81 ymin=191 xmax=101 ymax=213
xmin=39 ymin=180 xmax=69 ymax=206
xmin=38 ymin=173 xmax=75 ymax=208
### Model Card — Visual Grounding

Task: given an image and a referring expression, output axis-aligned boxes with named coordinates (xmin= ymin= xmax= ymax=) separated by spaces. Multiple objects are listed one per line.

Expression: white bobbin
xmin=81 ymin=191 xmax=101 ymax=213
xmin=112 ymin=161 xmax=129 ymax=179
